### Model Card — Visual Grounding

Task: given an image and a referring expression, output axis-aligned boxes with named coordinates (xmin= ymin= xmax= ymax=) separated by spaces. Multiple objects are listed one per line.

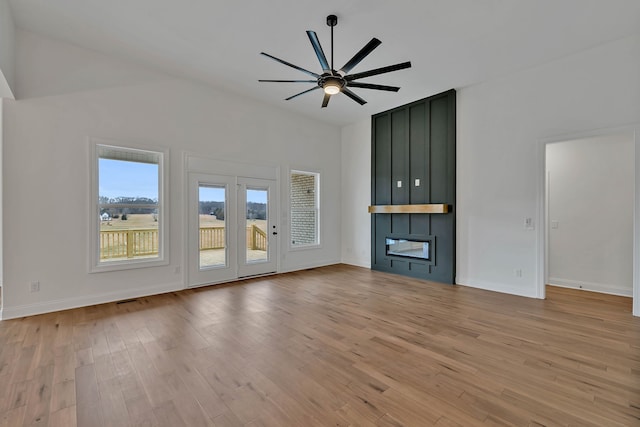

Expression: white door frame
xmin=184 ymin=154 xmax=280 ymax=288
xmin=536 ymin=124 xmax=639 ymax=317
xmin=237 ymin=177 xmax=277 ymax=278
xmin=187 ymin=173 xmax=238 ymax=287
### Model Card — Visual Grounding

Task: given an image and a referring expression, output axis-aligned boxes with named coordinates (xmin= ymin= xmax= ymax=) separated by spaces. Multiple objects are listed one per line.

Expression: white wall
xmin=340 ymin=118 xmax=371 ymax=268
xmin=342 ymin=34 xmax=640 ymax=302
xmin=0 ymin=99 xmax=3 ymax=294
xmin=457 ymin=34 xmax=640 ymax=298
xmin=546 ymin=134 xmax=634 ymax=296
xmin=0 ymin=0 xmax=15 ymax=98
xmin=1 ymin=31 xmax=342 ymax=319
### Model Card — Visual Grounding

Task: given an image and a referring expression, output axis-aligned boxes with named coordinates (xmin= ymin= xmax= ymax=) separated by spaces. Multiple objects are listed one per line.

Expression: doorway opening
xmin=539 ymin=127 xmax=638 ymax=316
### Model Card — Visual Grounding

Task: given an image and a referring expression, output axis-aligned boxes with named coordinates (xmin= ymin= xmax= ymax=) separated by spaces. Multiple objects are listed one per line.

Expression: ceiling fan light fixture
xmin=323 ymin=78 xmax=342 ymax=95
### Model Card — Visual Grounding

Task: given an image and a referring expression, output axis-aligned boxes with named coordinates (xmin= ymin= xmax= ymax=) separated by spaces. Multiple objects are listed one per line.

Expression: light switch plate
xmin=414 ymin=179 xmax=420 ymax=186
xmin=397 ymin=180 xmax=402 ymax=188
xmin=524 ymin=218 xmax=534 ymax=230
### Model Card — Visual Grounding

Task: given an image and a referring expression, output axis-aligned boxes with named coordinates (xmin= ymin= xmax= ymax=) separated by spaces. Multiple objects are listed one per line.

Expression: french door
xmin=187 ymin=173 xmax=277 ymax=287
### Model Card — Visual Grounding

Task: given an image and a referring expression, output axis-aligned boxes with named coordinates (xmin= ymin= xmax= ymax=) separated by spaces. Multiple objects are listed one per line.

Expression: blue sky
xmin=99 ymin=159 xmax=267 ymax=203
xmin=199 ymin=186 xmax=267 ymax=204
xmin=99 ymin=159 xmax=158 ymax=199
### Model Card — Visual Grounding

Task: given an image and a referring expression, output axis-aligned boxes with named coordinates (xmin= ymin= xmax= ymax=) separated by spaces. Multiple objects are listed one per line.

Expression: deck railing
xmin=200 ymin=226 xmax=225 ymax=250
xmin=250 ymin=224 xmax=267 ymax=250
xmin=100 ymin=226 xmax=267 ymax=259
xmin=100 ymin=228 xmax=159 ymax=259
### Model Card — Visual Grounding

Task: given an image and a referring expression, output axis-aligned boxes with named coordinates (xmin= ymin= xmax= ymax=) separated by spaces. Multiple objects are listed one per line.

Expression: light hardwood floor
xmin=0 ymin=265 xmax=638 ymax=426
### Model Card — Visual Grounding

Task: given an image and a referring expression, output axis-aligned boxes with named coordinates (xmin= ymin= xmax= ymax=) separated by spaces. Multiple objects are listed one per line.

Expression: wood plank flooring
xmin=0 ymin=264 xmax=638 ymax=426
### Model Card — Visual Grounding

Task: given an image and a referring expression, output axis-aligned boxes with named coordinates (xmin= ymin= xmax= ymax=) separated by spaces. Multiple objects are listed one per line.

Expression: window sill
xmin=89 ymin=257 xmax=169 ymax=273
xmin=289 ymin=243 xmax=322 ymax=252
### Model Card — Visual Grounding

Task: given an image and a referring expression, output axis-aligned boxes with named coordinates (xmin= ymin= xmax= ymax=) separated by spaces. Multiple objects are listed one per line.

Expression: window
xmin=90 ymin=142 xmax=168 ymax=271
xmin=290 ymin=170 xmax=319 ymax=247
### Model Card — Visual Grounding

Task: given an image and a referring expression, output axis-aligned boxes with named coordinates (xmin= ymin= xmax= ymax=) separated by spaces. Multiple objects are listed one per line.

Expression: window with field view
xmin=93 ymin=144 xmax=166 ymax=270
xmin=290 ymin=170 xmax=319 ymax=247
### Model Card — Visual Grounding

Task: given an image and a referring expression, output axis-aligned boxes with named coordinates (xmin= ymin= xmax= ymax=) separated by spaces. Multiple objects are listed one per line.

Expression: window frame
xmin=289 ymin=169 xmax=320 ymax=250
xmin=89 ymin=139 xmax=169 ymax=273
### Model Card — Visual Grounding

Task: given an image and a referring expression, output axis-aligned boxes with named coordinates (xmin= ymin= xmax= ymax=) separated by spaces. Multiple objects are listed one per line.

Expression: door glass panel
xmin=246 ymin=188 xmax=268 ymax=263
xmin=199 ymin=185 xmax=226 ymax=268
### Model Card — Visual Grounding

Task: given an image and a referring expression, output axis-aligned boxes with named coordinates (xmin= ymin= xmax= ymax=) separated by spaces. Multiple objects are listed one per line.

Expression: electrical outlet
xmin=29 ymin=281 xmax=40 ymax=292
xmin=514 ymin=269 xmax=522 ymax=278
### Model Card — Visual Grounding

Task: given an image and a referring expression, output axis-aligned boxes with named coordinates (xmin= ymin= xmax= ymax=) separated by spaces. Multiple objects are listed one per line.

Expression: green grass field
xmin=101 ymin=214 xmax=265 ymax=231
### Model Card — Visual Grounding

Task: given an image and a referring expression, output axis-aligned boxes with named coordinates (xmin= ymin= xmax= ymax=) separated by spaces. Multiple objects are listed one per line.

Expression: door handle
xmin=272 ymin=232 xmax=278 ymax=235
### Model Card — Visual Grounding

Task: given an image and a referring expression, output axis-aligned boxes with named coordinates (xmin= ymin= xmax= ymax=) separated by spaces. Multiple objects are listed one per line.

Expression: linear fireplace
xmin=386 ymin=238 xmax=430 ymax=260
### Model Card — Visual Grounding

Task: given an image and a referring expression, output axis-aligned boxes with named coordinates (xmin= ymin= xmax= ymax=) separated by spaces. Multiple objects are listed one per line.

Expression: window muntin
xmin=91 ymin=143 xmax=167 ymax=271
xmin=290 ymin=170 xmax=319 ymax=247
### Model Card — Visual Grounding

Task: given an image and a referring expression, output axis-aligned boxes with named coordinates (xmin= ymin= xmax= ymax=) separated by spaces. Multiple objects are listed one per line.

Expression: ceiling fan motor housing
xmin=319 ymin=74 xmax=345 ymax=88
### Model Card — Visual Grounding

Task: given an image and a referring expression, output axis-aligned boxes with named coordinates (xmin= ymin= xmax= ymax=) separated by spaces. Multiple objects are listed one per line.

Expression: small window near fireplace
xmin=385 ymin=238 xmax=430 ymax=260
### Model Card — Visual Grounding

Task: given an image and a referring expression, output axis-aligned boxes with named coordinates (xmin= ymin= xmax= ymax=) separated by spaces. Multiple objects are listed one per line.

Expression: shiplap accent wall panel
xmin=371 ymin=90 xmax=456 ymax=283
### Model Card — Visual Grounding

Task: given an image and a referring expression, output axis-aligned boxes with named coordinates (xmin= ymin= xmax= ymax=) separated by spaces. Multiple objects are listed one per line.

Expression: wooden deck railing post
xmin=126 ymin=230 xmax=134 ymax=258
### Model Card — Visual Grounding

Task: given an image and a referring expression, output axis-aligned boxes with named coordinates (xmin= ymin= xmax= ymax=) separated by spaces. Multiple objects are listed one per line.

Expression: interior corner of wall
xmin=0 ymin=70 xmax=15 ymax=100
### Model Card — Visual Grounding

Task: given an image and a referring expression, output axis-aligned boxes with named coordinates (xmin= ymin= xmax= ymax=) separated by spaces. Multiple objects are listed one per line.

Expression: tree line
xmin=199 ymin=201 xmax=266 ymax=220
xmin=99 ymin=196 xmax=158 ymax=216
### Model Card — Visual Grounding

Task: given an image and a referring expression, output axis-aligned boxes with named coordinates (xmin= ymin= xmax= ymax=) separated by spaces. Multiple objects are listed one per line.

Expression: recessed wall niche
xmin=370 ymin=89 xmax=456 ymax=283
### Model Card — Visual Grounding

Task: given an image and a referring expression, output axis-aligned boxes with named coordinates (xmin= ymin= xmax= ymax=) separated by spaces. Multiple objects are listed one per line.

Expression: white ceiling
xmin=8 ymin=0 xmax=640 ymax=126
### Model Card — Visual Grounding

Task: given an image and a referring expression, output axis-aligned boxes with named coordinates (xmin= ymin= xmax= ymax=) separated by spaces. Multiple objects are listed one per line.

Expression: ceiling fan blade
xmin=341 ymin=88 xmax=367 ymax=105
xmin=259 ymin=79 xmax=318 ymax=83
xmin=321 ymin=93 xmax=331 ymax=108
xmin=347 ymin=82 xmax=400 ymax=92
xmin=345 ymin=61 xmax=412 ymax=81
xmin=339 ymin=38 xmax=381 ymax=74
xmin=285 ymin=86 xmax=320 ymax=101
xmin=306 ymin=31 xmax=331 ymax=73
xmin=260 ymin=52 xmax=320 ymax=78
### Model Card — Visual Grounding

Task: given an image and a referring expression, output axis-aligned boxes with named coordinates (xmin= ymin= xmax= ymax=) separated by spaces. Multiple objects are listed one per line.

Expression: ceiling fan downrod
xmin=327 ymin=14 xmax=337 ymax=73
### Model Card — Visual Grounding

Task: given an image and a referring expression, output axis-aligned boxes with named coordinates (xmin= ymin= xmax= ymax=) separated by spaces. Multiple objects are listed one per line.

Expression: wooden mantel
xmin=368 ymin=204 xmax=449 ymax=214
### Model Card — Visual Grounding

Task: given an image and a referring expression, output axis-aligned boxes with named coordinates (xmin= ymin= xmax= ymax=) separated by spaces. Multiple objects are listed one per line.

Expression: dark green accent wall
xmin=371 ymin=89 xmax=456 ymax=283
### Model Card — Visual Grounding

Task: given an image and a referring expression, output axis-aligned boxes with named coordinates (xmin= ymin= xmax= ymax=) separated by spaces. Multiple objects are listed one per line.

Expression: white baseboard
xmin=548 ymin=277 xmax=632 ymax=297
xmin=341 ymin=257 xmax=371 ymax=269
xmin=1 ymin=281 xmax=183 ymax=320
xmin=280 ymin=259 xmax=341 ymax=273
xmin=456 ymin=276 xmax=539 ymax=299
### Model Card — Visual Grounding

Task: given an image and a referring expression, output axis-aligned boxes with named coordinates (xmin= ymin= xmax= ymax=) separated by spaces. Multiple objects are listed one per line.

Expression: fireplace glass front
xmin=385 ymin=238 xmax=430 ymax=260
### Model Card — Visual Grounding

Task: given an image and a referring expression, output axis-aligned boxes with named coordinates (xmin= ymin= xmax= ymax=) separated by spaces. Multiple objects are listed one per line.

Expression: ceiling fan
xmin=259 ymin=15 xmax=411 ymax=108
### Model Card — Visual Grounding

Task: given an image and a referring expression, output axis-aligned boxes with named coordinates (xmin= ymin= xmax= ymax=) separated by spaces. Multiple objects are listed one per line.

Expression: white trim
xmin=184 ymin=154 xmax=281 ymax=288
xmin=548 ymin=278 xmax=632 ymax=297
xmin=536 ymin=140 xmax=547 ymax=299
xmin=456 ymin=277 xmax=539 ymax=299
xmin=635 ymin=127 xmax=640 ymax=317
xmin=1 ymin=281 xmax=182 ymax=320
xmin=341 ymin=258 xmax=371 ymax=269
xmin=280 ymin=259 xmax=341 ymax=273
xmin=537 ymin=124 xmax=639 ymax=317
xmin=88 ymin=138 xmax=170 ymax=273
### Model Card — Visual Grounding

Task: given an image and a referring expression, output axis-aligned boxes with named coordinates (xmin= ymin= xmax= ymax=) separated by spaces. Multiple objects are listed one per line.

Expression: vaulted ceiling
xmin=8 ymin=0 xmax=640 ymax=125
